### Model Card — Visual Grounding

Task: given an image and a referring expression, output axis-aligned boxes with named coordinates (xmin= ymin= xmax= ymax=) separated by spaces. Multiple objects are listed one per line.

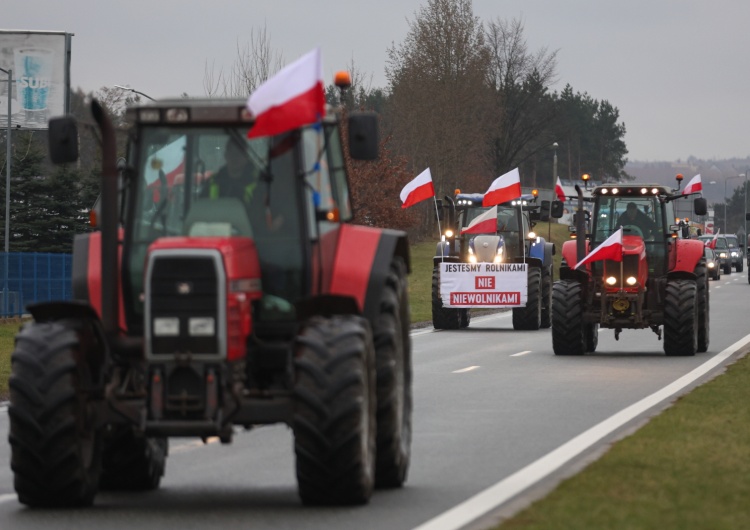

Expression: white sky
xmin=3 ymin=0 xmax=749 ymax=162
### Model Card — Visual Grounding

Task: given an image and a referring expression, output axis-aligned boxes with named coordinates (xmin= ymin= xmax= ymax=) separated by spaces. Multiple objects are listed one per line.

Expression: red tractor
xmin=552 ymin=178 xmax=709 ymax=356
xmin=8 ymin=78 xmax=412 ymax=507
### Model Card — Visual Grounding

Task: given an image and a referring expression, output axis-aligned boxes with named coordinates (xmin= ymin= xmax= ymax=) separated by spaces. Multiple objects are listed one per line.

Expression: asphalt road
xmin=0 ymin=273 xmax=748 ymax=530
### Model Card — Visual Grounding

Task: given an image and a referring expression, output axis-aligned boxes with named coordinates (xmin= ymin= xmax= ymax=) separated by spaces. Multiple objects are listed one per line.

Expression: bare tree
xmin=204 ymin=24 xmax=284 ymax=97
xmin=485 ymin=17 xmax=559 ymax=182
xmin=385 ymin=0 xmax=494 ymax=217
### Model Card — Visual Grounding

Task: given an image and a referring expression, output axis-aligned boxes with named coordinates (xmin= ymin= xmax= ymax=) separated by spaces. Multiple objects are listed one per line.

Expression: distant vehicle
xmin=704 ymin=246 xmax=721 ymax=281
xmin=723 ymin=234 xmax=744 ymax=272
xmin=698 ymin=235 xmax=733 ymax=274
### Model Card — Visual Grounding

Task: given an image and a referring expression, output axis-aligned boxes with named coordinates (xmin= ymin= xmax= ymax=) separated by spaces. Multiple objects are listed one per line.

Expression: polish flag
xmin=575 ymin=228 xmax=623 ymax=269
xmin=461 ymin=205 xmax=498 ymax=235
xmin=682 ymin=174 xmax=702 ymax=195
xmin=706 ymin=228 xmax=720 ymax=249
xmin=247 ymin=47 xmax=326 ymax=138
xmin=400 ymin=168 xmax=435 ymax=208
xmin=483 ymin=168 xmax=522 ymax=207
xmin=555 ymin=177 xmax=566 ymax=202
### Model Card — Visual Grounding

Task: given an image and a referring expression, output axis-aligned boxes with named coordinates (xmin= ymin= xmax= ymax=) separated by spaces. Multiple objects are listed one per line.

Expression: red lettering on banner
xmin=475 ymin=276 xmax=495 ymax=289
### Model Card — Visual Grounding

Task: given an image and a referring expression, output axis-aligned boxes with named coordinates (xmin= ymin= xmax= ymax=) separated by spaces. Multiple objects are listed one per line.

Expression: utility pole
xmin=0 ymin=67 xmax=11 ymax=317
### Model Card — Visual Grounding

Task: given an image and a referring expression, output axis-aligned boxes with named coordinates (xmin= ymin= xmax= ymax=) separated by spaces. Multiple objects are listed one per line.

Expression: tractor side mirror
xmin=435 ymin=199 xmax=444 ymax=221
xmin=348 ymin=112 xmax=378 ymax=160
xmin=693 ymin=197 xmax=707 ymax=216
xmin=550 ymin=200 xmax=564 ymax=219
xmin=48 ymin=116 xmax=79 ymax=164
xmin=539 ymin=200 xmax=551 ymax=222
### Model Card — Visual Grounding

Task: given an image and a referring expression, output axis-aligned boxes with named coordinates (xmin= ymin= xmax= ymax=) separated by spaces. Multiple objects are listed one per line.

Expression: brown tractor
xmin=8 ymin=77 xmax=412 ymax=507
xmin=552 ymin=177 xmax=708 ymax=356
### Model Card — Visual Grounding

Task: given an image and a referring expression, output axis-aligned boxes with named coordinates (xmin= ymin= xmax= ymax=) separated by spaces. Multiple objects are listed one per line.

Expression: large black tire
xmin=540 ymin=266 xmax=553 ymax=329
xmin=372 ymin=259 xmax=412 ymax=488
xmin=293 ymin=315 xmax=376 ymax=505
xmin=432 ymin=266 xmax=461 ymax=329
xmin=459 ymin=308 xmax=471 ymax=328
xmin=552 ymin=280 xmax=586 ymax=355
xmin=8 ymin=321 xmax=103 ymax=507
xmin=723 ymin=261 xmax=731 ymax=275
xmin=663 ymin=279 xmax=698 ymax=356
xmin=585 ymin=323 xmax=599 ymax=353
xmin=736 ymin=260 xmax=744 ymax=273
xmin=513 ymin=267 xmax=542 ymax=330
xmin=100 ymin=428 xmax=168 ymax=491
xmin=695 ymin=262 xmax=709 ymax=353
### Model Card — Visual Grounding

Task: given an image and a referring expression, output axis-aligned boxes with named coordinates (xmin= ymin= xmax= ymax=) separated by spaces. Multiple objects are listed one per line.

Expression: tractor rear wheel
xmin=372 ymin=258 xmax=412 ymax=488
xmin=459 ymin=308 xmax=471 ymax=328
xmin=513 ymin=267 xmax=542 ymax=330
xmin=552 ymin=280 xmax=586 ymax=355
xmin=695 ymin=263 xmax=709 ymax=353
xmin=664 ymin=279 xmax=698 ymax=356
xmin=100 ymin=428 xmax=168 ymax=491
xmin=432 ymin=266 xmax=461 ymax=329
xmin=540 ymin=266 xmax=553 ymax=329
xmin=9 ymin=321 xmax=103 ymax=507
xmin=293 ymin=315 xmax=376 ymax=505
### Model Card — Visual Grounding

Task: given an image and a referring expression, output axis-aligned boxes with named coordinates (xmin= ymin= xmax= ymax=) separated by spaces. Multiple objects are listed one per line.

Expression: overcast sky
xmin=3 ymin=0 xmax=749 ymax=162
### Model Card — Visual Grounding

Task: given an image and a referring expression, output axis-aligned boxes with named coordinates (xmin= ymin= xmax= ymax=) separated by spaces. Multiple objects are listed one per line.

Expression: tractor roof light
xmin=527 ymin=231 xmax=537 ymax=240
xmin=641 ymin=188 xmax=648 ymax=194
xmin=601 ymin=188 xmax=609 ymax=194
xmin=611 ymin=188 xmax=619 ymax=194
xmin=334 ymin=71 xmax=352 ymax=89
xmin=651 ymin=188 xmax=659 ymax=194
xmin=582 ymin=173 xmax=590 ymax=182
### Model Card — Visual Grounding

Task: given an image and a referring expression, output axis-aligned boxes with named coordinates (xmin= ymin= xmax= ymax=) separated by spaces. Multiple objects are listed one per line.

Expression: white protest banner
xmin=439 ymin=262 xmax=528 ymax=308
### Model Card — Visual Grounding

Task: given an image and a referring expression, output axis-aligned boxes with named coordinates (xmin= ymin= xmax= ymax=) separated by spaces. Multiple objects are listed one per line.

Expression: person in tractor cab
xmin=617 ymin=201 xmax=657 ymax=239
xmin=201 ymin=138 xmax=283 ymax=232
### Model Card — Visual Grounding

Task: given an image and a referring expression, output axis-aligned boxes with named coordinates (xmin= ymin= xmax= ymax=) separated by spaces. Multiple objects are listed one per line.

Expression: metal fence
xmin=0 ymin=252 xmax=72 ymax=317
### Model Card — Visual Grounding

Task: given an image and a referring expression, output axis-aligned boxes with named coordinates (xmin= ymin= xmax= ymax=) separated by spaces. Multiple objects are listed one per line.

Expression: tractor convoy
xmin=8 ymin=77 xmax=413 ymax=507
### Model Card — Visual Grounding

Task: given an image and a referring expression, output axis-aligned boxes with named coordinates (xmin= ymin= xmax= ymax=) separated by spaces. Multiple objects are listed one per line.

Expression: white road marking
xmin=452 ymin=366 xmax=480 ymax=374
xmin=412 ymin=333 xmax=750 ymax=530
xmin=510 ymin=350 xmax=532 ymax=357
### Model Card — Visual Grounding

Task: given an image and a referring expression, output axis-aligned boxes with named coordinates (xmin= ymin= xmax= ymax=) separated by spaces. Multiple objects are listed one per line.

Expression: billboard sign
xmin=0 ymin=30 xmax=72 ymax=130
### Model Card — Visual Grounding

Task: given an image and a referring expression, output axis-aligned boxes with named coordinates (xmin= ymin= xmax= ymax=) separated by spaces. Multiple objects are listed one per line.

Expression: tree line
xmin=0 ymin=0 xmax=630 ymax=252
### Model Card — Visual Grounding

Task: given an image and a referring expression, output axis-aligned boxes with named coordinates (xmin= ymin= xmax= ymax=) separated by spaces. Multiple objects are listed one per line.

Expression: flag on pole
xmin=461 ymin=205 xmax=498 ymax=235
xmin=483 ymin=168 xmax=522 ymax=207
xmin=574 ymin=228 xmax=623 ymax=269
xmin=247 ymin=47 xmax=326 ymax=138
xmin=555 ymin=177 xmax=566 ymax=202
xmin=400 ymin=168 xmax=435 ymax=208
xmin=682 ymin=174 xmax=702 ymax=195
xmin=707 ymin=228 xmax=720 ymax=249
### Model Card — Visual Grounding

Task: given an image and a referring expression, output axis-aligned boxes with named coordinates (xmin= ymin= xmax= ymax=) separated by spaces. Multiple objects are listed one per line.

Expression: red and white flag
xmin=400 ymin=168 xmax=435 ymax=208
xmin=575 ymin=228 xmax=623 ymax=269
xmin=707 ymin=228 xmax=720 ymax=249
xmin=555 ymin=177 xmax=566 ymax=202
xmin=483 ymin=168 xmax=522 ymax=207
xmin=247 ymin=47 xmax=326 ymax=138
xmin=682 ymin=174 xmax=702 ymax=195
xmin=461 ymin=205 xmax=498 ymax=235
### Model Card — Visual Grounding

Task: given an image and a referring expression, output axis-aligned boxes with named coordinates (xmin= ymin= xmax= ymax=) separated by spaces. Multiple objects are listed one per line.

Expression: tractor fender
xmin=328 ymin=224 xmax=410 ymax=323
xmin=530 ymin=239 xmax=554 ymax=267
xmin=670 ymin=239 xmax=706 ymax=273
xmin=72 ymin=231 xmax=128 ymax=332
xmin=561 ymin=239 xmax=590 ymax=271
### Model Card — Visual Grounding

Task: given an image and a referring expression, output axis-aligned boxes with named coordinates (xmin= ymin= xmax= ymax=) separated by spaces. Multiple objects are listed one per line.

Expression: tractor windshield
xmin=459 ymin=204 xmax=526 ymax=258
xmin=126 ymin=124 xmax=341 ymax=321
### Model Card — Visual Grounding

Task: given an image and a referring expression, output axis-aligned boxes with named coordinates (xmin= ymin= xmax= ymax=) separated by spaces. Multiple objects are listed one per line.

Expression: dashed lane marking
xmin=510 ymin=350 xmax=532 ymax=357
xmin=452 ymin=366 xmax=480 ymax=374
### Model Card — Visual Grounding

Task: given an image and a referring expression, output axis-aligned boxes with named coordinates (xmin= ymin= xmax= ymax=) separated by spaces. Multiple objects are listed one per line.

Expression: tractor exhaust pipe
xmin=90 ymin=99 xmax=119 ymax=337
xmin=574 ymin=184 xmax=586 ymax=264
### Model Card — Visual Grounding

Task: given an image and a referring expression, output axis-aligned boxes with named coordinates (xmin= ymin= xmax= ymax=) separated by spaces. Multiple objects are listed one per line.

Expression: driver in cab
xmin=617 ymin=202 xmax=657 ymax=239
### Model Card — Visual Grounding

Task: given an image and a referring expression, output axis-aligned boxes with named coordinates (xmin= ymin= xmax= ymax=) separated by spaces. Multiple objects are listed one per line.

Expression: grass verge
xmin=497 ymin=350 xmax=750 ymax=529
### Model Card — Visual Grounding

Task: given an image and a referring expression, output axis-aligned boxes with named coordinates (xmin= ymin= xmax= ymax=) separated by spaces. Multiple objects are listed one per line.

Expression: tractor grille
xmin=146 ymin=251 xmax=225 ymax=358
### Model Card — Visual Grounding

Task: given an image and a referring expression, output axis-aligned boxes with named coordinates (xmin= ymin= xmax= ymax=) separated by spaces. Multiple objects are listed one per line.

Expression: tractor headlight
xmin=527 ymin=231 xmax=536 ymax=240
xmin=708 ymin=262 xmax=715 ymax=268
xmin=445 ymin=229 xmax=454 ymax=238
xmin=494 ymin=255 xmax=502 ymax=263
xmin=469 ymin=254 xmax=477 ymax=263
xmin=626 ymin=276 xmax=637 ymax=286
xmin=605 ymin=276 xmax=617 ymax=286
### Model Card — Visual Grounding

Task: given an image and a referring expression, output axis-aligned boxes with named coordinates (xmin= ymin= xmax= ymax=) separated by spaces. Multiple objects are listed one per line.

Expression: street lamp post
xmin=113 ymin=84 xmax=156 ymax=101
xmin=550 ymin=142 xmax=558 ymax=240
xmin=724 ymin=174 xmax=743 ymax=234
xmin=0 ymin=67 xmax=12 ymax=317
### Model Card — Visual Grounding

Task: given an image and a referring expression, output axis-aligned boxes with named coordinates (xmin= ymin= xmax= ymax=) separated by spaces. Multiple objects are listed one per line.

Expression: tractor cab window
xmin=497 ymin=205 xmax=526 ymax=257
xmin=128 ymin=126 xmax=306 ymax=320
xmin=593 ymin=196 xmax=663 ymax=243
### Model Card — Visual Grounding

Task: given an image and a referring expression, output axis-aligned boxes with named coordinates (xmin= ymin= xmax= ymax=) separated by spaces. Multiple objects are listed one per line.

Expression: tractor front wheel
xmin=372 ymin=258 xmax=412 ymax=488
xmin=695 ymin=263 xmax=709 ymax=353
xmin=432 ymin=266 xmax=461 ymax=329
xmin=9 ymin=321 xmax=103 ymax=507
xmin=540 ymin=266 xmax=553 ymax=329
xmin=664 ymin=279 xmax=698 ymax=356
xmin=552 ymin=280 xmax=586 ymax=355
xmin=293 ymin=315 xmax=376 ymax=505
xmin=100 ymin=428 xmax=168 ymax=491
xmin=513 ymin=267 xmax=542 ymax=330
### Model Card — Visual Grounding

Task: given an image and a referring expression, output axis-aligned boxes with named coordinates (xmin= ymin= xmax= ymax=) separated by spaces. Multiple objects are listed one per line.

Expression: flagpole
xmin=434 ymin=196 xmax=444 ymax=262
